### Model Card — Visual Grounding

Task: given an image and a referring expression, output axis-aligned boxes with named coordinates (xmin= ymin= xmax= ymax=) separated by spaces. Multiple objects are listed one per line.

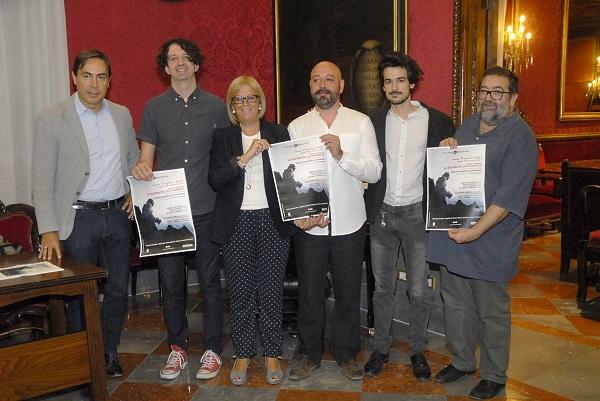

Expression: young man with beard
xmin=428 ymin=66 xmax=537 ymax=400
xmin=287 ymin=61 xmax=382 ymax=381
xmin=364 ymin=53 xmax=454 ymax=380
xmin=132 ymin=38 xmax=229 ymax=380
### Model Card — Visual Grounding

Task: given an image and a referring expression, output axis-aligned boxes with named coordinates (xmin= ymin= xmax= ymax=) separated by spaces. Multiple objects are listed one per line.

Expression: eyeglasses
xmin=231 ymin=95 xmax=260 ymax=104
xmin=477 ymin=90 xmax=512 ymax=100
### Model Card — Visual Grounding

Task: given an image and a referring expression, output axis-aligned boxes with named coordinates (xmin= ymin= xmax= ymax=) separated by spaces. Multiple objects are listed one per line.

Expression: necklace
xmin=242 ymin=132 xmax=260 ymax=190
xmin=245 ymin=163 xmax=252 ymax=190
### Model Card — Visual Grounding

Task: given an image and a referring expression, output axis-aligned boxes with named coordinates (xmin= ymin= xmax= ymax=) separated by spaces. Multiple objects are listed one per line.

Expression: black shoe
xmin=340 ymin=358 xmax=364 ymax=381
xmin=410 ymin=353 xmax=431 ymax=381
xmin=288 ymin=353 xmax=320 ymax=381
xmin=364 ymin=350 xmax=389 ymax=377
xmin=435 ymin=364 xmax=475 ymax=383
xmin=469 ymin=379 xmax=505 ymax=400
xmin=105 ymin=352 xmax=123 ymax=378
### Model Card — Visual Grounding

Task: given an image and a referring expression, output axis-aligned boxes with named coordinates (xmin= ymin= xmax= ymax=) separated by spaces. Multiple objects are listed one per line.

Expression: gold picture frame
xmin=559 ymin=0 xmax=600 ymax=121
xmin=274 ymin=0 xmax=407 ymax=124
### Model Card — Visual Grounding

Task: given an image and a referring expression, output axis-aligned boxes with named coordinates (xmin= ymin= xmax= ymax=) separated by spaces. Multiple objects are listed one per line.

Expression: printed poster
xmin=426 ymin=144 xmax=486 ymax=230
xmin=268 ymin=136 xmax=329 ymax=221
xmin=128 ymin=169 xmax=196 ymax=257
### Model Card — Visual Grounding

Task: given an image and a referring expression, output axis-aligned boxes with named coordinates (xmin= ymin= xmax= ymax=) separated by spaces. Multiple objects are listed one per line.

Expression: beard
xmin=386 ymin=91 xmax=410 ymax=105
xmin=477 ymin=100 xmax=510 ymax=126
xmin=312 ymin=88 xmax=339 ymax=109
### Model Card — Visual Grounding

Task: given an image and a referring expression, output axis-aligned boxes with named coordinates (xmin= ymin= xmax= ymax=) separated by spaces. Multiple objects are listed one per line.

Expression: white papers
xmin=426 ymin=144 xmax=486 ymax=230
xmin=0 ymin=261 xmax=63 ymax=280
xmin=268 ymin=136 xmax=329 ymax=221
xmin=128 ymin=169 xmax=196 ymax=257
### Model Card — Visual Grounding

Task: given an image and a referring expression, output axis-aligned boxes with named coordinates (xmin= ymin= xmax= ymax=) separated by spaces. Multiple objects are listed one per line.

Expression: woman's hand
xmin=240 ymin=139 xmax=270 ymax=165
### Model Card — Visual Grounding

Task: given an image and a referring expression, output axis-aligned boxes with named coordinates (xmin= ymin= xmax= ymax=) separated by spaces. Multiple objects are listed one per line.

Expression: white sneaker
xmin=160 ymin=344 xmax=188 ymax=379
xmin=196 ymin=350 xmax=222 ymax=379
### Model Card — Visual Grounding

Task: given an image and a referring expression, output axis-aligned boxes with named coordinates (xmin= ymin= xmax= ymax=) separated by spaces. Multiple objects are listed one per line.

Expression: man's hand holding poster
xmin=268 ymin=136 xmax=329 ymax=221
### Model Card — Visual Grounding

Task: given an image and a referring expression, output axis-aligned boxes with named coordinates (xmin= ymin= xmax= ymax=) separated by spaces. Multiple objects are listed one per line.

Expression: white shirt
xmin=240 ymin=131 xmax=269 ymax=210
xmin=288 ymin=106 xmax=382 ymax=236
xmin=384 ymin=101 xmax=429 ymax=206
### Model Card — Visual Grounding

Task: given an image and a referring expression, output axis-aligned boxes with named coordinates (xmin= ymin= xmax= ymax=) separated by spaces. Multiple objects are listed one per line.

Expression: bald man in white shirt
xmin=287 ymin=61 xmax=382 ymax=382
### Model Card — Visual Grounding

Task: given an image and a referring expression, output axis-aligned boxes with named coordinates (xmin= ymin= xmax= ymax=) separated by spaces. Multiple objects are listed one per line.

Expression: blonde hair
xmin=226 ymin=75 xmax=266 ymax=125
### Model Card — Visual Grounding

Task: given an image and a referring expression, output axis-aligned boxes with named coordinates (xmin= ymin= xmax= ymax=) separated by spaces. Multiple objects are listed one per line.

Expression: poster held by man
xmin=268 ymin=136 xmax=329 ymax=221
xmin=426 ymin=144 xmax=486 ymax=230
xmin=128 ymin=169 xmax=196 ymax=256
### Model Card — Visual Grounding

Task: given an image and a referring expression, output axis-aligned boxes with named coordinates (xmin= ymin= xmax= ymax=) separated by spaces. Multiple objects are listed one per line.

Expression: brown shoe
xmin=288 ymin=354 xmax=319 ymax=381
xmin=341 ymin=359 xmax=364 ymax=381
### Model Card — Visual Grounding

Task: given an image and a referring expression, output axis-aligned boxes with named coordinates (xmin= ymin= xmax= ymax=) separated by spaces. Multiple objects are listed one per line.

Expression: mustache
xmin=388 ymin=91 xmax=403 ymax=96
xmin=316 ymin=89 xmax=332 ymax=95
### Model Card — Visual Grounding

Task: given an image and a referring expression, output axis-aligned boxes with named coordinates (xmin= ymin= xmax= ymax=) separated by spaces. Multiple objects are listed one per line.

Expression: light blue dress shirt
xmin=74 ymin=93 xmax=125 ymax=201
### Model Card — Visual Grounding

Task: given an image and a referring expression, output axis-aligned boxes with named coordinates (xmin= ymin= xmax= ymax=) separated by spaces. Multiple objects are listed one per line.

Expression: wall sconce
xmin=503 ymin=14 xmax=533 ymax=72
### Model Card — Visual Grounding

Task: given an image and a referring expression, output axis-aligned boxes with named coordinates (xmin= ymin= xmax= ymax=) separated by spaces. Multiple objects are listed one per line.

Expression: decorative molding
xmin=537 ymin=132 xmax=600 ymax=142
xmin=451 ymin=0 xmax=486 ymax=126
xmin=451 ymin=0 xmax=462 ymax=125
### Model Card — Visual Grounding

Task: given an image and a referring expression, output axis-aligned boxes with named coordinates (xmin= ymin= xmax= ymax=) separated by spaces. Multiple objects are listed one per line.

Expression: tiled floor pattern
xmin=38 ymin=233 xmax=600 ymax=401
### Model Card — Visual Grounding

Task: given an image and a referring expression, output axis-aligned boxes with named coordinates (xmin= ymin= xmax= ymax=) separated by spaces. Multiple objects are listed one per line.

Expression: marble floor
xmin=37 ymin=233 xmax=600 ymax=401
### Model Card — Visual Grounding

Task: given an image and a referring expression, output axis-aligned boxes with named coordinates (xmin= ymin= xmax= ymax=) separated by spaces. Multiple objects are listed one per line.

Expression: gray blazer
xmin=33 ymin=95 xmax=140 ymax=239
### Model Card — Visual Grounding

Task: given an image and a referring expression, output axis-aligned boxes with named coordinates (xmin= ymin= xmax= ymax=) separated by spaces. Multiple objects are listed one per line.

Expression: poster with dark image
xmin=128 ymin=169 xmax=196 ymax=257
xmin=275 ymin=0 xmax=407 ymax=124
xmin=426 ymin=145 xmax=486 ymax=230
xmin=269 ymin=136 xmax=329 ymax=220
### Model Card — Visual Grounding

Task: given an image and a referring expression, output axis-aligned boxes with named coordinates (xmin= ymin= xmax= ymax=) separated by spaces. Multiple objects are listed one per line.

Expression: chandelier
xmin=503 ymin=15 xmax=533 ymax=72
xmin=586 ymin=56 xmax=600 ymax=108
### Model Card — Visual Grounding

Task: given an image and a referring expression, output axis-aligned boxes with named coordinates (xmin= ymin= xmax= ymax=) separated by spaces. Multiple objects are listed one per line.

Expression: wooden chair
xmin=576 ymin=185 xmax=600 ymax=303
xmin=0 ymin=200 xmax=52 ymax=344
xmin=559 ymin=160 xmax=600 ymax=280
xmin=524 ymin=144 xmax=562 ymax=238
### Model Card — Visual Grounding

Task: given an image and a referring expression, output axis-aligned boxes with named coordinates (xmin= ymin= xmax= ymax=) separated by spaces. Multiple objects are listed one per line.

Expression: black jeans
xmin=293 ymin=225 xmax=366 ymax=365
xmin=62 ymin=205 xmax=131 ymax=354
xmin=158 ymin=212 xmax=223 ymax=353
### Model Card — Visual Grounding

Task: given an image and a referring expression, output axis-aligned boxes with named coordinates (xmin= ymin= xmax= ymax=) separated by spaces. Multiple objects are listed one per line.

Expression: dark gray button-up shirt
xmin=139 ymin=87 xmax=229 ymax=216
xmin=427 ymin=112 xmax=538 ymax=282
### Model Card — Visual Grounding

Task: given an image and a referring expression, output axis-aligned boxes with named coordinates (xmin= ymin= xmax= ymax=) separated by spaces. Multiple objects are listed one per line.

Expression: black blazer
xmin=364 ymin=102 xmax=455 ymax=223
xmin=208 ymin=120 xmax=298 ymax=244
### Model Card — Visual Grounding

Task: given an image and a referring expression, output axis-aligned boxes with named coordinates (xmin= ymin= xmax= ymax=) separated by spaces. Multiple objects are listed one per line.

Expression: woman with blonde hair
xmin=209 ymin=76 xmax=296 ymax=385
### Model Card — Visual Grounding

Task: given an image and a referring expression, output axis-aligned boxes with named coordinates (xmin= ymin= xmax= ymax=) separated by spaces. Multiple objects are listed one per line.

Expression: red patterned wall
xmin=407 ymin=0 xmax=454 ymax=115
xmin=64 ymin=0 xmax=276 ymax=128
xmin=65 ymin=0 xmax=597 ymax=137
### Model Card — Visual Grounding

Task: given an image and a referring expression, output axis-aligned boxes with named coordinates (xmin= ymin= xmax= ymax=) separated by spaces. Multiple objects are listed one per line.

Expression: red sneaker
xmin=196 ymin=350 xmax=222 ymax=379
xmin=160 ymin=344 xmax=188 ymax=380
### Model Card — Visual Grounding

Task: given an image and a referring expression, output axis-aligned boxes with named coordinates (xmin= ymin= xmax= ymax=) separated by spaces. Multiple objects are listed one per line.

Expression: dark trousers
xmin=62 ymin=206 xmax=131 ymax=354
xmin=294 ymin=225 xmax=366 ymax=365
xmin=222 ymin=209 xmax=289 ymax=358
xmin=158 ymin=212 xmax=223 ymax=353
xmin=440 ymin=266 xmax=511 ymax=384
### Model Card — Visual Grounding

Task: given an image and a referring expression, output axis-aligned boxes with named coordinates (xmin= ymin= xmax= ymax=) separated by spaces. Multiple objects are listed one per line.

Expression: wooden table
xmin=0 ymin=253 xmax=107 ymax=401
xmin=559 ymin=160 xmax=600 ymax=280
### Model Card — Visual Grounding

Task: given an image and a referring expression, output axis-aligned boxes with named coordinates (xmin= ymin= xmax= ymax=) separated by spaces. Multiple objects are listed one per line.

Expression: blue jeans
xmin=158 ymin=212 xmax=223 ymax=352
xmin=62 ymin=205 xmax=131 ymax=354
xmin=294 ymin=225 xmax=366 ymax=365
xmin=370 ymin=202 xmax=430 ymax=355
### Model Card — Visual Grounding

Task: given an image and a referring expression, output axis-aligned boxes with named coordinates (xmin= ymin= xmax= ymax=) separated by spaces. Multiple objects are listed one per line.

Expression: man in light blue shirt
xmin=33 ymin=49 xmax=139 ymax=378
